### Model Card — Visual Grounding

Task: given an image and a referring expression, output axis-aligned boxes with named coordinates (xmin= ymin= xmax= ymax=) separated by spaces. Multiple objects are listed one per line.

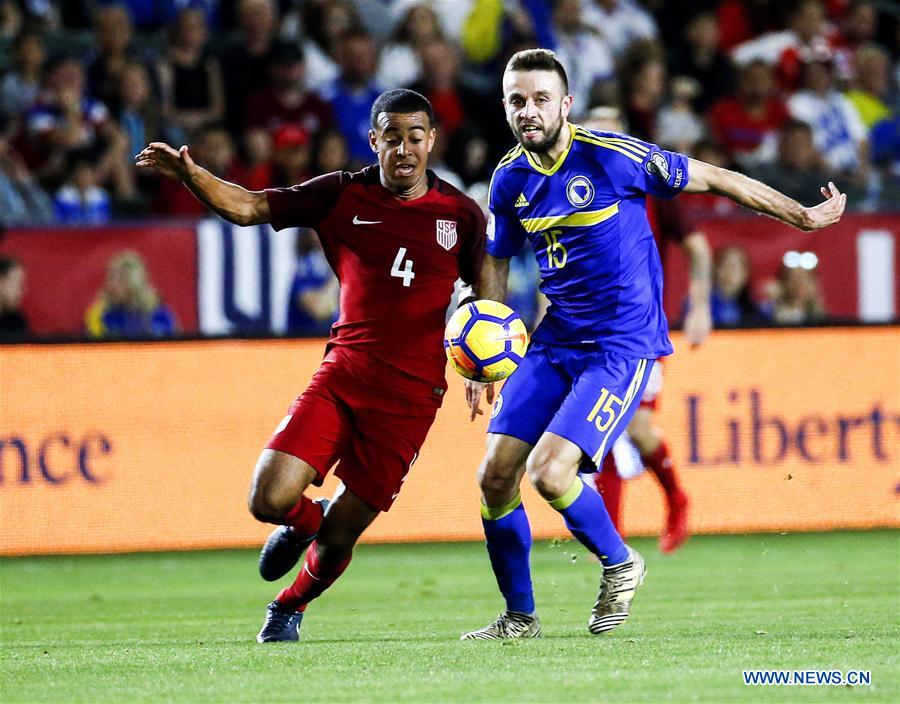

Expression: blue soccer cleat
xmin=256 ymin=601 xmax=304 ymax=643
xmin=258 ymin=498 xmax=329 ymax=582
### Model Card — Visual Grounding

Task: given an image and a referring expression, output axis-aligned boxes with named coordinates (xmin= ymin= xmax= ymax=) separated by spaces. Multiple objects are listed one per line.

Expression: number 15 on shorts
xmin=586 ymin=388 xmax=623 ymax=431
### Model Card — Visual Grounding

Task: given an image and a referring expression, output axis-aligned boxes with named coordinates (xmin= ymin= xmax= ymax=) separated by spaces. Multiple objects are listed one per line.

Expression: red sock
xmin=642 ymin=440 xmax=681 ymax=499
xmin=282 ymin=496 xmax=324 ymax=536
xmin=594 ymin=454 xmax=623 ymax=532
xmin=277 ymin=540 xmax=351 ymax=611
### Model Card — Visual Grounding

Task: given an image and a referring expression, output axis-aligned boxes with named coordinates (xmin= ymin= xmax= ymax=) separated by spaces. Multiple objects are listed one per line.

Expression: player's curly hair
xmin=505 ymin=49 xmax=569 ymax=94
xmin=370 ymin=89 xmax=434 ymax=129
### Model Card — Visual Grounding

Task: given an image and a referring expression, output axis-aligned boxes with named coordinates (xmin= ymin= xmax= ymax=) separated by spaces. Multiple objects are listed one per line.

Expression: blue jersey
xmin=487 ymin=123 xmax=689 ymax=358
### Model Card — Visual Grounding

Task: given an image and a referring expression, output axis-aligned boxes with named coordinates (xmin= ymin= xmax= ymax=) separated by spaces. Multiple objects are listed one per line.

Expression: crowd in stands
xmin=0 ymin=0 xmax=897 ymax=338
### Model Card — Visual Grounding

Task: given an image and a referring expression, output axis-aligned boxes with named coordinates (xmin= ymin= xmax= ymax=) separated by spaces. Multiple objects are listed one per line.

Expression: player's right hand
xmin=803 ymin=181 xmax=846 ymax=230
xmin=135 ymin=142 xmax=196 ymax=183
xmin=465 ymin=379 xmax=495 ymax=422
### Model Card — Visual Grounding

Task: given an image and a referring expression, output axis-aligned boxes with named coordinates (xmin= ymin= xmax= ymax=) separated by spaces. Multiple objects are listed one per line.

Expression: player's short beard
xmin=514 ymin=109 xmax=565 ymax=154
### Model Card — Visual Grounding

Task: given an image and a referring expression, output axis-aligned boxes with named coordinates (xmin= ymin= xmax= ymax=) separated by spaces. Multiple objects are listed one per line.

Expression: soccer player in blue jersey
xmin=461 ymin=49 xmax=845 ymax=640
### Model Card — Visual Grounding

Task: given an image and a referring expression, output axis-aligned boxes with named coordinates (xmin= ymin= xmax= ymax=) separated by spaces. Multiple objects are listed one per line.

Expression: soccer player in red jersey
xmin=136 ymin=89 xmax=485 ymax=642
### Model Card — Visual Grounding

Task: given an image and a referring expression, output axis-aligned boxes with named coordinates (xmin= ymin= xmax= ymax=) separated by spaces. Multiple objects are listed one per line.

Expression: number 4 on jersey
xmin=391 ymin=247 xmax=415 ymax=287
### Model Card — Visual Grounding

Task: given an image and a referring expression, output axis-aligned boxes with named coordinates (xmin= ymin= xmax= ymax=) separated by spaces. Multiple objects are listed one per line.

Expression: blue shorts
xmin=488 ymin=341 xmax=654 ymax=470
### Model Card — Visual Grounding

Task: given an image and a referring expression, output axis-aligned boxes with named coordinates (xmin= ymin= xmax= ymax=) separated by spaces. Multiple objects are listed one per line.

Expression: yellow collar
xmin=523 ymin=122 xmax=575 ymax=176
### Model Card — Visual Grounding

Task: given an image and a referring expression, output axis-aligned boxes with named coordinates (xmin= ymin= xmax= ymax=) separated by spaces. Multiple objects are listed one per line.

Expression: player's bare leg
xmin=527 ymin=432 xmax=645 ymax=635
xmin=258 ymin=485 xmax=378 ymax=642
xmin=249 ymin=449 xmax=329 ymax=581
xmin=628 ymin=409 xmax=689 ymax=553
xmin=462 ymin=434 xmax=542 ymax=640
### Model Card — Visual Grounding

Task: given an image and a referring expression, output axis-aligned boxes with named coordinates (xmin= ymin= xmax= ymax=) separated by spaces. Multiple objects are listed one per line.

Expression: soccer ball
xmin=444 ymin=300 xmax=528 ymax=383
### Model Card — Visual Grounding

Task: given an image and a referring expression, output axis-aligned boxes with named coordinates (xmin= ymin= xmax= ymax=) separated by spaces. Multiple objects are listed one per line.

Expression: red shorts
xmin=639 ymin=357 xmax=665 ymax=411
xmin=265 ymin=348 xmax=440 ymax=512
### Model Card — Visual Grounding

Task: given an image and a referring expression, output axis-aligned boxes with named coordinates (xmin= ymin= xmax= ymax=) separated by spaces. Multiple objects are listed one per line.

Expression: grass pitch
xmin=1 ymin=531 xmax=898 ymax=703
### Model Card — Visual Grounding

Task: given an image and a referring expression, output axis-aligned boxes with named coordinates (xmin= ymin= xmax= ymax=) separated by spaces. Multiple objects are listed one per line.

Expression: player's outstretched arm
xmin=135 ymin=142 xmax=270 ymax=226
xmin=684 ymin=158 xmax=846 ymax=232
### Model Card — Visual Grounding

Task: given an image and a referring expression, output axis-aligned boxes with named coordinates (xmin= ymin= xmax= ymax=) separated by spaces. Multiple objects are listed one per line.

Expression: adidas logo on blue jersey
xmin=515 ymin=193 xmax=529 ymax=208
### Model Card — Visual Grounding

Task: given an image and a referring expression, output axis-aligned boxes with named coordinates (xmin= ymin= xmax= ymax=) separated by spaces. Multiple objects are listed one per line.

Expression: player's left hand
xmin=683 ymin=304 xmax=712 ymax=347
xmin=465 ymin=379 xmax=495 ymax=422
xmin=803 ymin=182 xmax=847 ymax=230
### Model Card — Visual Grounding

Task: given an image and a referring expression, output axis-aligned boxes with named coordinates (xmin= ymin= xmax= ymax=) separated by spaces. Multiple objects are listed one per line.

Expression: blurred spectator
xmin=747 ymin=119 xmax=838 ymax=204
xmin=218 ymin=0 xmax=281 ymax=136
xmin=844 ymin=43 xmax=892 ymax=129
xmin=870 ymin=114 xmax=900 ymax=210
xmin=765 ymin=254 xmax=827 ymax=325
xmin=622 ymin=41 xmax=667 ymax=141
xmin=445 ymin=124 xmax=492 ymax=189
xmin=85 ymin=251 xmax=177 ymax=338
xmin=270 ymin=124 xmax=313 ymax=187
xmin=286 ymin=230 xmax=338 ymax=336
xmin=244 ymin=42 xmax=333 ymax=142
xmin=86 ymin=4 xmax=156 ymax=114
xmin=0 ymin=115 xmax=54 ymax=225
xmin=377 ymin=3 xmax=444 ymax=89
xmin=787 ymin=56 xmax=869 ymax=177
xmin=0 ymin=30 xmax=45 ymax=119
xmin=667 ymin=12 xmax=734 ymax=113
xmin=154 ymin=124 xmax=241 ymax=215
xmin=656 ymin=76 xmax=706 ymax=154
xmin=116 ymin=62 xmax=160 ymax=161
xmin=732 ymin=0 xmax=840 ymax=90
xmin=409 ymin=40 xmax=476 ymax=141
xmin=709 ymin=246 xmax=764 ymax=327
xmin=313 ymin=129 xmax=350 ymax=174
xmin=299 ymin=0 xmax=362 ymax=91
xmin=548 ymin=0 xmax=615 ymax=118
xmin=0 ymin=0 xmax=22 ymax=39
xmin=23 ymin=56 xmax=134 ymax=198
xmin=0 ymin=256 xmax=28 ymax=340
xmin=321 ymin=31 xmax=383 ymax=167
xmin=713 ymin=0 xmax=782 ymax=52
xmin=54 ymin=151 xmax=111 ymax=224
xmin=834 ymin=0 xmax=879 ymax=72
xmin=582 ymin=0 xmax=659 ymax=58
xmin=157 ymin=7 xmax=225 ymax=144
xmin=708 ymin=60 xmax=789 ymax=169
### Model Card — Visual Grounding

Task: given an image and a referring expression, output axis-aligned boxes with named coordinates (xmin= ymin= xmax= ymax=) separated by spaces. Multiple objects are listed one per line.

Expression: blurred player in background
xmin=462 ymin=49 xmax=845 ymax=640
xmin=583 ymin=106 xmax=713 ymax=554
xmin=137 ymin=89 xmax=485 ymax=643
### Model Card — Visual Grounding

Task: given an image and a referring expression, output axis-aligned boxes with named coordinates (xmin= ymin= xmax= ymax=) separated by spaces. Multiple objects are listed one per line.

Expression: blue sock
xmin=481 ymin=495 xmax=535 ymax=614
xmin=550 ymin=478 xmax=628 ymax=566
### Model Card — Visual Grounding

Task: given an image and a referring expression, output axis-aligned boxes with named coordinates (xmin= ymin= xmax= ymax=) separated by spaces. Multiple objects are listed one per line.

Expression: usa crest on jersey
xmin=436 ymin=219 xmax=457 ymax=250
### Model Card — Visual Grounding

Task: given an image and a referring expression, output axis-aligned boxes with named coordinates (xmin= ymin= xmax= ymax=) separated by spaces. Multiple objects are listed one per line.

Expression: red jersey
xmin=266 ymin=166 xmax=485 ymax=398
xmin=707 ymin=96 xmax=789 ymax=158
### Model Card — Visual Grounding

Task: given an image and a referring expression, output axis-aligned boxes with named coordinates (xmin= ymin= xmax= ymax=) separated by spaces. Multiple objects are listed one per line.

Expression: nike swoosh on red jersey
xmin=352 ymin=215 xmax=382 ymax=225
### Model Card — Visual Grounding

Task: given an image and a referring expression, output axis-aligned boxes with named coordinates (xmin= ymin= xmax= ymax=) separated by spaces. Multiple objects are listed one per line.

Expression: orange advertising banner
xmin=1 ymin=328 xmax=898 ymax=556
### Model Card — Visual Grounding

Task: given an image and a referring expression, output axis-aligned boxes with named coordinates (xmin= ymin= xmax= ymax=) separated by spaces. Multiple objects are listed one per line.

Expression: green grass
xmin=1 ymin=532 xmax=898 ymax=703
